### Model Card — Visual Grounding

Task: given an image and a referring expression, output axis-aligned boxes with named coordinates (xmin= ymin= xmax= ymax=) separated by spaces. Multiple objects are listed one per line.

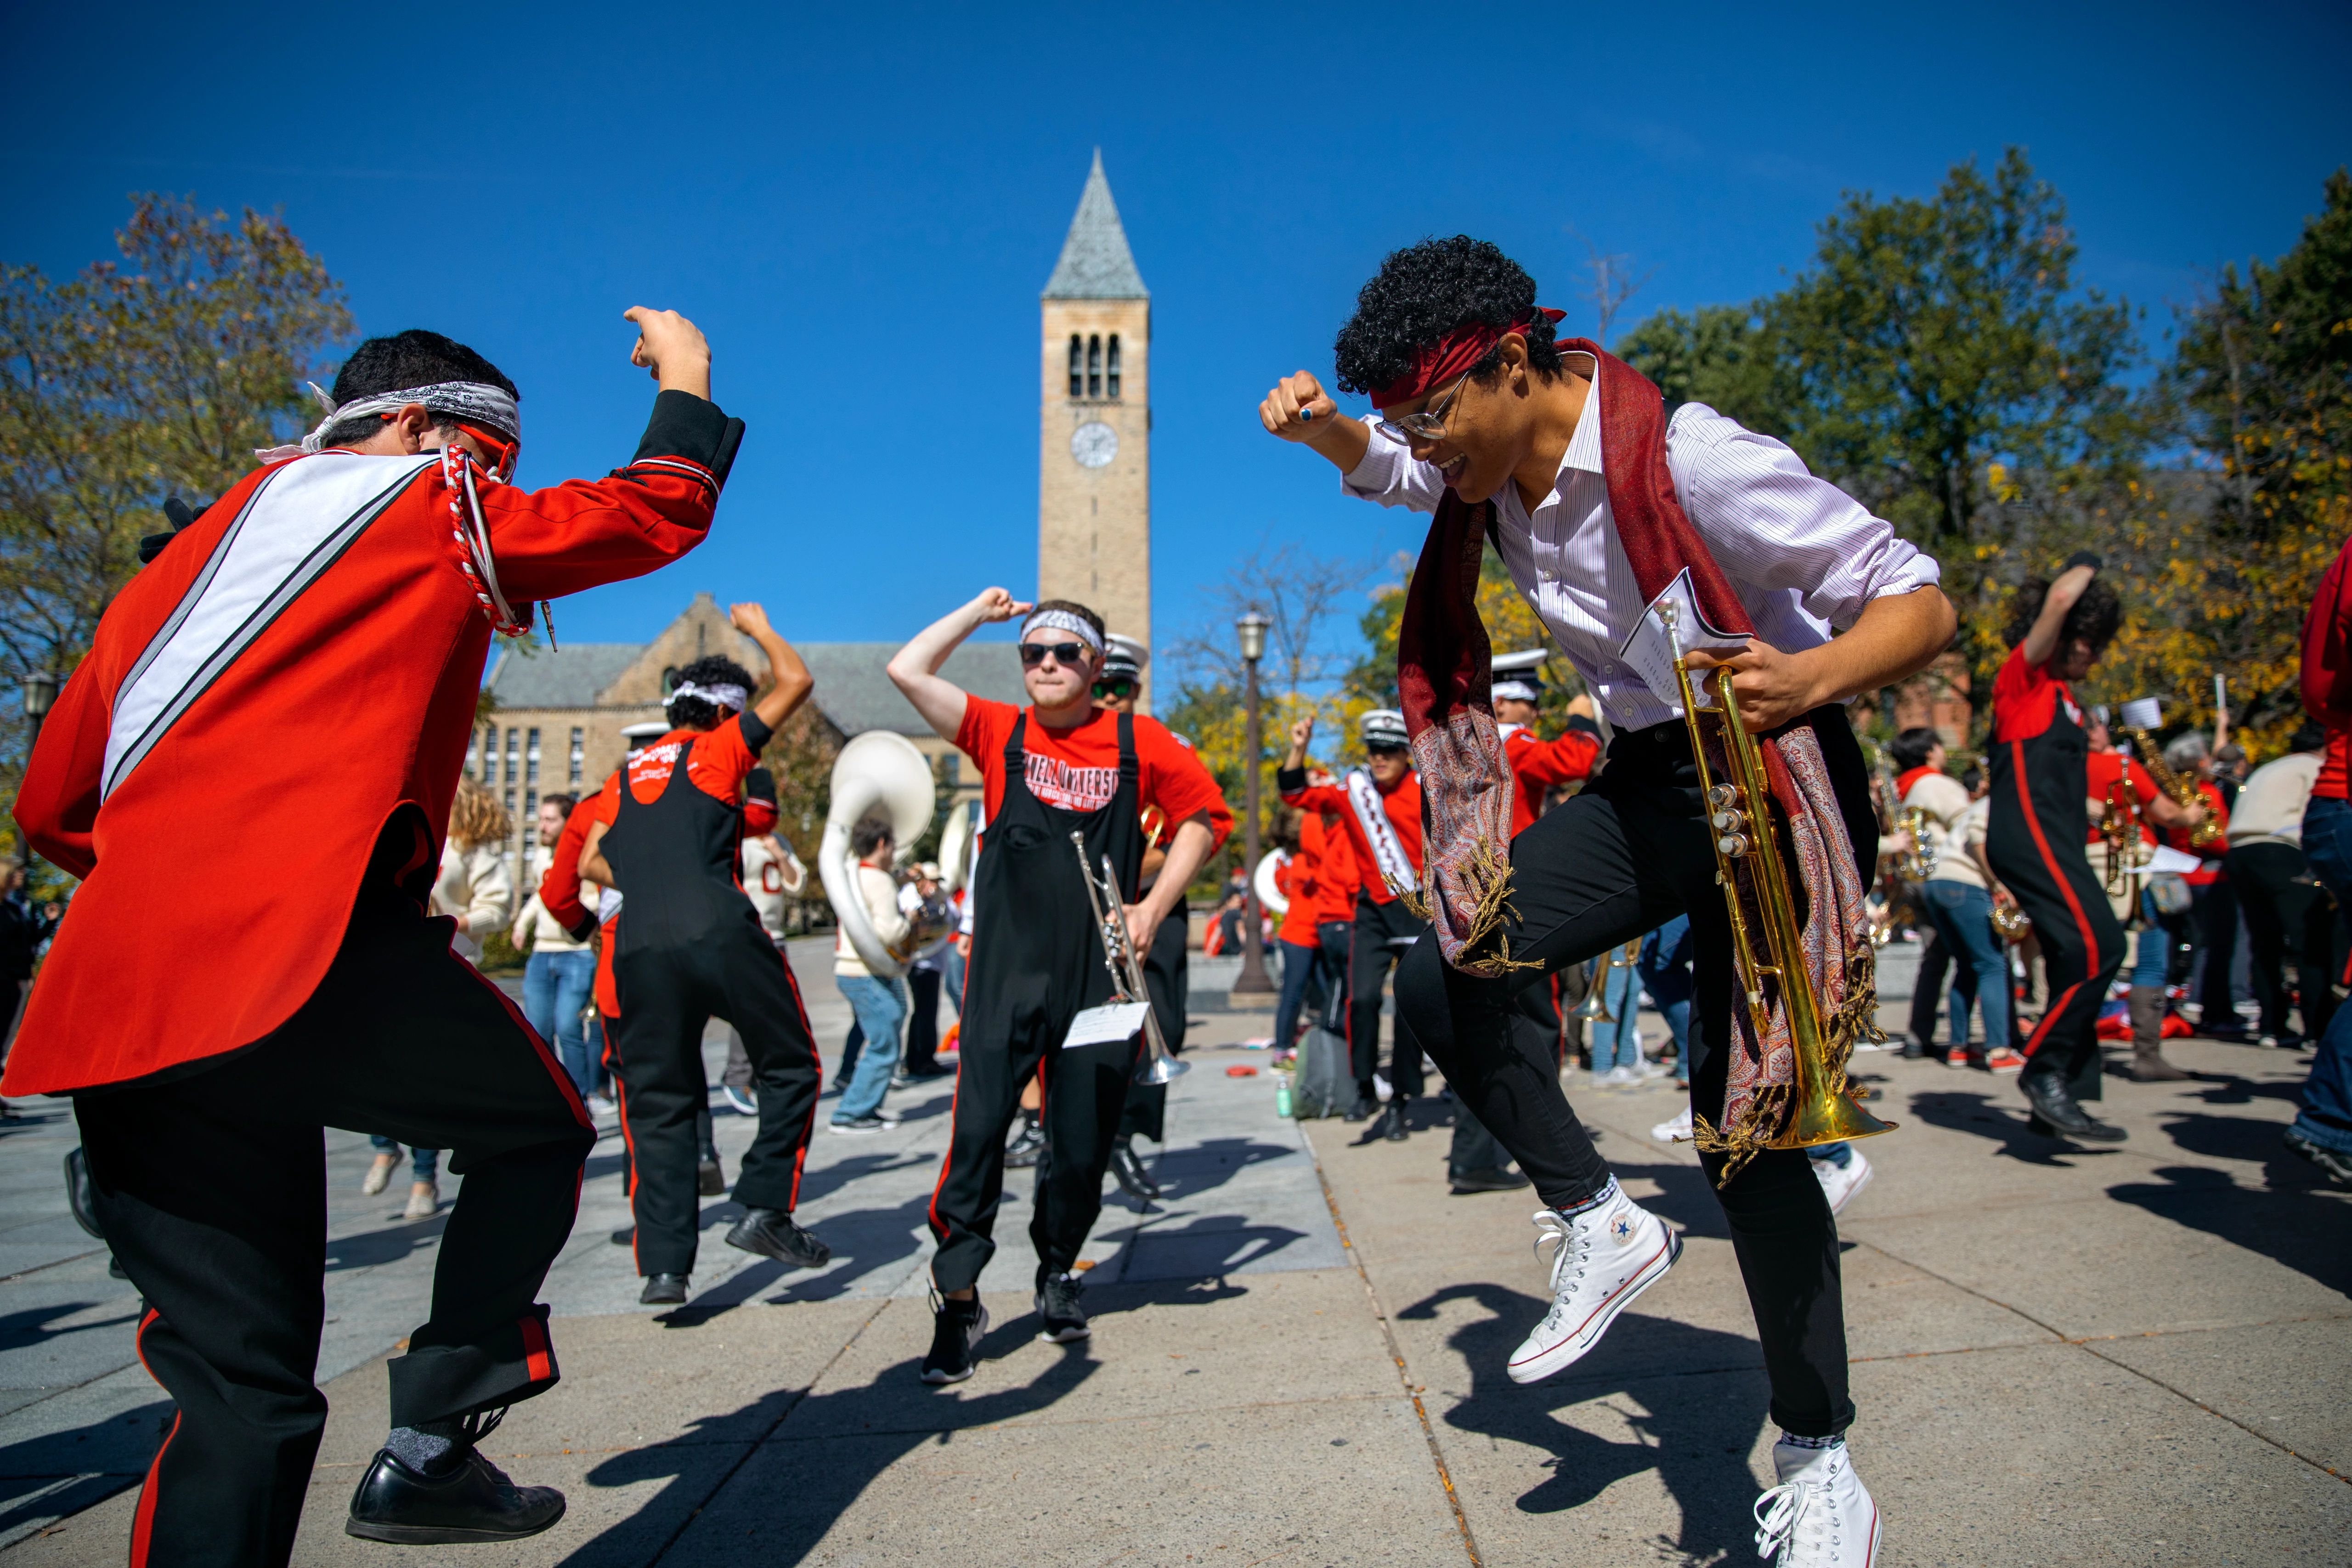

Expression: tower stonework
xmin=1039 ymin=149 xmax=1151 ymax=707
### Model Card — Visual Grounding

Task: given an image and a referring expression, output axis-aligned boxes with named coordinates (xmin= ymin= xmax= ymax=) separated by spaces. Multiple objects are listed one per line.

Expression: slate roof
xmin=1042 ymin=148 xmax=1148 ymax=300
xmin=481 ymin=642 xmax=642 ymax=709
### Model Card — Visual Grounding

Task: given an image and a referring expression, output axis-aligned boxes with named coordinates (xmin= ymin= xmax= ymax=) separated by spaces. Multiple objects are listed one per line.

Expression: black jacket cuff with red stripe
xmin=634 ymin=390 xmax=746 ymax=488
xmin=1277 ymin=765 xmax=1308 ymax=794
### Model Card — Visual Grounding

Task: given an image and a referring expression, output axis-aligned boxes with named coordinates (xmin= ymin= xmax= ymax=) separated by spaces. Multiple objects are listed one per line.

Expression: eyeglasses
xmin=1374 ymin=371 xmax=1473 ymax=445
xmin=1092 ymin=678 xmax=1136 ymax=700
xmin=1019 ymin=641 xmax=1089 ymax=668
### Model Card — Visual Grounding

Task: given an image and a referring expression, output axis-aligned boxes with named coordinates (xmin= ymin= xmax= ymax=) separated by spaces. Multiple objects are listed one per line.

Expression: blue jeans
xmin=523 ymin=948 xmax=599 ymax=1097
xmin=2132 ymin=887 xmax=2172 ymax=988
xmin=1923 ymin=881 xmax=2010 ymax=1052
xmin=1637 ymin=916 xmax=1695 ymax=1082
xmin=1590 ymin=951 xmax=1643 ymax=1071
xmin=834 ymin=974 xmax=906 ymax=1122
xmin=371 ymin=1134 xmax=436 ymax=1180
xmin=2290 ymin=797 xmax=2352 ymax=1154
xmin=1273 ymin=937 xmax=1325 ymax=1050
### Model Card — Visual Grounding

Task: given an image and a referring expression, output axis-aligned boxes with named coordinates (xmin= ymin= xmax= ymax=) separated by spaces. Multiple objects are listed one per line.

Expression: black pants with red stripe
xmin=74 ymin=811 xmax=593 ymax=1568
xmin=611 ymin=927 xmax=824 ymax=1278
xmin=1986 ymin=821 xmax=2125 ymax=1090
xmin=1350 ymin=895 xmax=1427 ymax=1099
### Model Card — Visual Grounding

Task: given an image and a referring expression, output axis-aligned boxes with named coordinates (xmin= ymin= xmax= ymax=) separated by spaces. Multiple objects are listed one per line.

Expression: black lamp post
xmin=1231 ymin=612 xmax=1276 ymax=998
xmin=17 ymin=672 xmax=56 ymax=872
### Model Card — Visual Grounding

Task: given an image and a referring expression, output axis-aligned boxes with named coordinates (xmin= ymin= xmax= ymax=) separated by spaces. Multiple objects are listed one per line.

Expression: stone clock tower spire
xmin=1039 ymin=149 xmax=1151 ymax=706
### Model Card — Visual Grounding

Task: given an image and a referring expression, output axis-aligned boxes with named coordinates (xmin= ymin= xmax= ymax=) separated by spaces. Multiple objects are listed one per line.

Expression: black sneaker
xmin=1108 ymin=1138 xmax=1160 ymax=1200
xmin=639 ymin=1273 xmax=689 ymax=1305
xmin=345 ymin=1447 xmax=565 ymax=1544
xmin=2285 ymin=1127 xmax=2352 ymax=1186
xmin=1035 ymin=1271 xmax=1091 ymax=1343
xmin=921 ymin=1294 xmax=989 ymax=1384
xmin=829 ymin=1115 xmax=889 ymax=1136
xmin=726 ymin=1207 xmax=831 ymax=1268
xmin=1004 ymin=1114 xmax=1044 ymax=1169
xmin=1449 ymin=1166 xmax=1531 ymax=1195
xmin=698 ymin=1157 xmax=727 ymax=1196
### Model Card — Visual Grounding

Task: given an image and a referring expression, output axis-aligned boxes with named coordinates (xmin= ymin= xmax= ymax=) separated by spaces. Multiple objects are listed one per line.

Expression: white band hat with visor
xmin=1361 ymin=708 xmax=1409 ymax=749
xmin=1491 ymin=648 xmax=1549 ymax=706
xmin=1099 ymin=634 xmax=1148 ymax=682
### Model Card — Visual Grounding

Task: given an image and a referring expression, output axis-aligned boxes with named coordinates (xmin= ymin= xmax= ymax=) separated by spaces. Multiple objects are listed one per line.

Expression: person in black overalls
xmin=888 ymin=589 xmax=1225 ymax=1383
xmin=1986 ymin=557 xmax=2206 ymax=1143
xmin=582 ymin=603 xmax=832 ymax=1305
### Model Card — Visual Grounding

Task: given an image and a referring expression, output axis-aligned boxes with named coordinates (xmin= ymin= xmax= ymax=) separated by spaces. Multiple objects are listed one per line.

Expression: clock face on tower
xmin=1069 ymin=420 xmax=1119 ymax=469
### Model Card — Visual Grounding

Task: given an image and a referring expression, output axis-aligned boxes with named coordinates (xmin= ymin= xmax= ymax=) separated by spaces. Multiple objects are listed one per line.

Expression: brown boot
xmin=2123 ymin=985 xmax=2191 ymax=1081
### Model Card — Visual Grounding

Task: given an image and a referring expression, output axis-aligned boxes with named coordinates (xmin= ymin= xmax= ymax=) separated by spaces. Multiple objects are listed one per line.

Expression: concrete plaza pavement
xmin=0 ymin=938 xmax=2346 ymax=1564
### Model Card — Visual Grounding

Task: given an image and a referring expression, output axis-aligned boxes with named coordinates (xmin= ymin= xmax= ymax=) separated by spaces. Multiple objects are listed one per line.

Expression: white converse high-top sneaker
xmin=1506 ymin=1183 xmax=1679 ymax=1385
xmin=1753 ymin=1439 xmax=1881 ymax=1566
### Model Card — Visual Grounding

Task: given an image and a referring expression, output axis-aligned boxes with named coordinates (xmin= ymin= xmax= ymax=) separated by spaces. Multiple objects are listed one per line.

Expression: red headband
xmin=1369 ymin=307 xmax=1567 ymax=410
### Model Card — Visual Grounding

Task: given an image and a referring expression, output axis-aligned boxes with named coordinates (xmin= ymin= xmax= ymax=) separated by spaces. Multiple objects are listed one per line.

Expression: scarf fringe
xmin=1438 ymin=837 xmax=1543 ymax=979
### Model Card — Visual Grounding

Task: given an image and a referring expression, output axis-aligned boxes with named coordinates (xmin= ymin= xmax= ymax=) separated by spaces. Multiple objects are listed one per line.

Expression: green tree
xmin=1614 ymin=302 xmax=1789 ymax=436
xmin=0 ymin=194 xmax=352 ymax=709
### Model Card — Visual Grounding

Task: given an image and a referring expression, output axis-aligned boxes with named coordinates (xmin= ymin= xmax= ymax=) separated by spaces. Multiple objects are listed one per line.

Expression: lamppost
xmin=17 ymin=672 xmax=57 ymax=872
xmin=1231 ymin=612 xmax=1276 ymax=998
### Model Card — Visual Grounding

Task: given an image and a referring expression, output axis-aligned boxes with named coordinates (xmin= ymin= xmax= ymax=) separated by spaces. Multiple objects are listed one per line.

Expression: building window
xmin=569 ymin=728 xmax=584 ymax=786
xmin=526 ymin=728 xmax=541 ymax=788
xmin=503 ymin=786 xmax=515 ymax=816
xmin=1067 ymin=334 xmax=1083 ymax=399
xmin=1106 ymin=334 xmax=1121 ymax=399
xmin=525 ymin=787 xmax=538 ymax=827
xmin=466 ymin=730 xmax=480 ymax=778
xmin=504 ymin=728 xmax=518 ymax=786
xmin=1086 ymin=335 xmax=1102 ymax=398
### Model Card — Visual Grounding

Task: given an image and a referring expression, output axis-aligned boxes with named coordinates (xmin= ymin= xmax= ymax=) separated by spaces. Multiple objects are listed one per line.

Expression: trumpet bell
xmin=1136 ymin=1052 xmax=1190 ymax=1086
xmin=1571 ymin=961 xmax=1617 ymax=1024
xmin=1772 ymin=1078 xmax=1898 ymax=1150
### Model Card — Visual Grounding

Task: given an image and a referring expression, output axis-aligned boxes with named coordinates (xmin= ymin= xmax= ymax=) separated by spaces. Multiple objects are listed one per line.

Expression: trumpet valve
xmin=1710 ymin=807 xmax=1747 ymax=832
xmin=1717 ymin=831 xmax=1751 ymax=858
xmin=1706 ymin=784 xmax=1739 ymax=810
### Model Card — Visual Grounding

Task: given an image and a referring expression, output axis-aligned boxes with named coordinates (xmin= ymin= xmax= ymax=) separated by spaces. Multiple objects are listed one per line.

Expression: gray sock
xmin=384 ymin=1420 xmax=466 ymax=1476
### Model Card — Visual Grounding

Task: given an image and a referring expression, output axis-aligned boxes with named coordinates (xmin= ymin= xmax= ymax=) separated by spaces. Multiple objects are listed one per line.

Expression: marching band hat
xmin=1100 ymin=634 xmax=1148 ymax=683
xmin=620 ymin=719 xmax=671 ymax=742
xmin=1361 ymin=708 xmax=1409 ymax=749
xmin=1491 ymin=648 xmax=1548 ymax=704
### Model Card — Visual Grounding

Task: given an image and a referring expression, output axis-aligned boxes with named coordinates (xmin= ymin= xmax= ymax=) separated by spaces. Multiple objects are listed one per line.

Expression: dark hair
xmin=1961 ymin=764 xmax=1984 ymax=792
xmin=1889 ymin=727 xmax=1942 ymax=773
xmin=1026 ymin=599 xmax=1106 ymax=650
xmin=540 ymin=792 xmax=577 ymax=818
xmin=667 ymin=655 xmax=756 ymax=730
xmin=1332 ymin=236 xmax=1566 ymax=399
xmin=2290 ymin=724 xmax=2328 ymax=755
xmin=321 ymin=330 xmax=517 ymax=448
xmin=2005 ymin=575 xmax=2122 ymax=657
xmin=851 ymin=818 xmax=893 ymax=859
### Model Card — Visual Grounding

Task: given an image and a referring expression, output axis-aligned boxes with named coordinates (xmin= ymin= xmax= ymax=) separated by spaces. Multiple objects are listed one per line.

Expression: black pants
xmin=1907 ymin=921 xmax=1949 ymax=1047
xmin=1987 ymin=844 xmax=2125 ymax=1094
xmin=76 ymin=833 xmax=593 ymax=1568
xmin=611 ymin=928 xmax=823 ymax=1278
xmin=904 ymin=965 xmax=945 ymax=1074
xmin=932 ymin=1026 xmax=1138 ymax=1294
xmin=1350 ymin=896 xmax=1426 ymax=1099
xmin=1118 ymin=898 xmax=1190 ymax=1144
xmin=2227 ymin=842 xmax=2329 ymax=1038
xmin=2194 ymin=879 xmax=2240 ymax=1025
xmin=1396 ymin=711 xmax=1872 ymax=1438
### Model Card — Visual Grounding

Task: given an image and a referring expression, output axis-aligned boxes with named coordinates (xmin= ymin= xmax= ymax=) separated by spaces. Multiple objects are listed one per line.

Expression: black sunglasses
xmin=1019 ymin=641 xmax=1089 ymax=667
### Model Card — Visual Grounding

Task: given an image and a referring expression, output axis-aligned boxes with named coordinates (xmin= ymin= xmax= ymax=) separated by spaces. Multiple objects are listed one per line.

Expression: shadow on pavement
xmin=2187 ymin=1073 xmax=2309 ymax=1108
xmin=1901 ymin=1089 xmax=2126 ymax=1168
xmin=0 ymin=1398 xmax=173 ymax=1540
xmin=323 ymin=1213 xmax=449 ymax=1272
xmin=0 ymin=1301 xmax=136 ymax=1357
xmin=1148 ymin=1136 xmax=1297 ymax=1201
xmin=1397 ymin=1282 xmax=1766 ymax=1560
xmin=2107 ymin=1162 xmax=2352 ymax=1297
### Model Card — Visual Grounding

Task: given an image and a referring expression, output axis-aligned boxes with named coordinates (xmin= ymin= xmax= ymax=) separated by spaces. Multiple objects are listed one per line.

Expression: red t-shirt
xmin=624 ymin=714 xmax=765 ymax=807
xmin=955 ymin=697 xmax=1233 ymax=851
xmin=1501 ymin=725 xmax=1600 ymax=835
xmin=1991 ymin=645 xmax=2085 ymax=744
xmin=2084 ymin=748 xmax=2159 ymax=848
xmin=1310 ymin=813 xmax=1359 ymax=925
xmin=1280 ymin=772 xmax=1424 ymax=906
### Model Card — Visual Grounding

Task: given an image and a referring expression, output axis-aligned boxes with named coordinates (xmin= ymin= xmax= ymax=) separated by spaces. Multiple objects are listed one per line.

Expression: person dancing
xmin=888 ymin=591 xmax=1229 ymax=1381
xmin=1259 ymin=236 xmax=1956 ymax=1566
xmin=1985 ymin=559 xmax=2205 ymax=1141
xmin=6 ymin=311 xmax=738 ymax=1559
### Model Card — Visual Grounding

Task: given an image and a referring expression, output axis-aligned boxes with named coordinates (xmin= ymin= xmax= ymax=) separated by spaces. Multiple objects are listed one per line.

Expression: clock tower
xmin=1039 ymin=149 xmax=1152 ymax=705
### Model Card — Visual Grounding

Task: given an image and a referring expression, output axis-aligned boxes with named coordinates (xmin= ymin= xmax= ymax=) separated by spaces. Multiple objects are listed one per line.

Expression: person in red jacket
xmin=8 ymin=313 xmax=738 ymax=1560
xmin=1490 ymin=650 xmax=1599 ymax=834
xmin=2293 ymin=533 xmax=2352 ymax=1183
xmin=1278 ymin=708 xmax=1428 ymax=1139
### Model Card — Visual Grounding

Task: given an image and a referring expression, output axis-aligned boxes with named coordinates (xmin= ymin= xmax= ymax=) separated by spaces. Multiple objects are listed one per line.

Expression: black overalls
xmin=1117 ymin=889 xmax=1189 ymax=1143
xmin=1986 ymin=669 xmax=2125 ymax=1095
xmin=929 ymin=713 xmax=1149 ymax=1294
xmin=600 ymin=736 xmax=824 ymax=1279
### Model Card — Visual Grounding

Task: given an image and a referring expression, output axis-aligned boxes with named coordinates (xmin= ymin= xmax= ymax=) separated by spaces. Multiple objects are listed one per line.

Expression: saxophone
xmin=2102 ymin=776 xmax=2149 ymax=895
xmin=2127 ymin=730 xmax=2222 ymax=851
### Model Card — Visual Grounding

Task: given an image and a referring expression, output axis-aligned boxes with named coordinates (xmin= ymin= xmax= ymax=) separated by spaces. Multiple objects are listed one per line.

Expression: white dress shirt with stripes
xmin=1340 ymin=357 xmax=1940 ymax=733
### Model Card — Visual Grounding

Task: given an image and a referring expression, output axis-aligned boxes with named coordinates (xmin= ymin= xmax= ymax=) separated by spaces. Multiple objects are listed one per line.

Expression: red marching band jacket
xmin=6 ymin=393 xmax=736 ymax=1096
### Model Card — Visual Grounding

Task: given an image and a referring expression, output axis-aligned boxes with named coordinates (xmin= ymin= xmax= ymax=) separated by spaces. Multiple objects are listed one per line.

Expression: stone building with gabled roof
xmin=473 ymin=593 xmax=1025 ymax=877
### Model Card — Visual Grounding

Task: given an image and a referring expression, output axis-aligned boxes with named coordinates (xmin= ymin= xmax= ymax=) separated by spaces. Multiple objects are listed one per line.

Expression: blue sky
xmin=6 ymin=1 xmax=2346 ymax=676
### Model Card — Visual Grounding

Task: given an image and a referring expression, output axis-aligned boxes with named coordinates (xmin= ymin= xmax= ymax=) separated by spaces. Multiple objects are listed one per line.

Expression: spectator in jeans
xmin=0 ymin=861 xmax=59 ymax=1118
xmin=514 ymin=793 xmax=600 ymax=1102
xmin=2227 ymin=727 xmax=2328 ymax=1049
xmin=831 ymin=820 xmax=910 ymax=1134
xmin=1897 ymin=729 xmax=2021 ymax=1073
xmin=1586 ymin=940 xmax=1649 ymax=1086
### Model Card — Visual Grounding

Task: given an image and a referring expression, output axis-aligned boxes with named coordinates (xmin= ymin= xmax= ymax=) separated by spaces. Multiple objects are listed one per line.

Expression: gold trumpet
xmin=2125 ymin=727 xmax=2221 ymax=851
xmin=1069 ymin=832 xmax=1187 ymax=1086
xmin=2100 ymin=776 xmax=2148 ymax=896
xmin=1572 ymin=940 xmax=1640 ymax=1024
xmin=1659 ymin=604 xmax=1894 ymax=1152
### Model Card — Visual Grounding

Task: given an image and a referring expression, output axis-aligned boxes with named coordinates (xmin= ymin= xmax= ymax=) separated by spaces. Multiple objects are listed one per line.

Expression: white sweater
xmin=833 ymin=862 xmax=910 ymax=979
xmin=511 ymin=890 xmax=592 ymax=955
xmin=434 ymin=842 xmax=514 ymax=961
xmin=1906 ymin=773 xmax=1989 ymax=890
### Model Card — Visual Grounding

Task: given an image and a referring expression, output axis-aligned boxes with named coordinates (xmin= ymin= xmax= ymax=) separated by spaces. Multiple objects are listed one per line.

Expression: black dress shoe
xmin=1449 ymin=1166 xmax=1531 ymax=1195
xmin=1343 ymin=1093 xmax=1375 ymax=1123
xmin=345 ymin=1448 xmax=565 ymax=1544
xmin=698 ymin=1157 xmax=727 ymax=1196
xmin=1108 ymin=1139 xmax=1161 ymax=1200
xmin=610 ymin=1225 xmax=635 ymax=1247
xmin=726 ymin=1207 xmax=831 ymax=1268
xmin=1372 ymin=1101 xmax=1410 ymax=1142
xmin=2020 ymin=1071 xmax=2126 ymax=1143
xmin=640 ymin=1273 xmax=689 ymax=1305
xmin=1004 ymin=1115 xmax=1044 ymax=1169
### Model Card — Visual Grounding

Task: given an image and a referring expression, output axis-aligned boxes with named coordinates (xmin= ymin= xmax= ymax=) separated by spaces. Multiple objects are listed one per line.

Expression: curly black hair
xmin=667 ymin=654 xmax=756 ymax=730
xmin=321 ymin=329 xmax=517 ymax=448
xmin=1332 ymin=236 xmax=1566 ymax=397
xmin=2004 ymin=576 xmax=2122 ymax=656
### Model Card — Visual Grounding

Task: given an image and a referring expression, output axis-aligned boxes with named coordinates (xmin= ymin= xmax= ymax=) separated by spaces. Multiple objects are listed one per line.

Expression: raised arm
xmin=886 ymin=587 xmax=1031 ymax=742
xmin=2021 ymin=561 xmax=2099 ymax=671
xmin=728 ymin=601 xmax=812 ymax=732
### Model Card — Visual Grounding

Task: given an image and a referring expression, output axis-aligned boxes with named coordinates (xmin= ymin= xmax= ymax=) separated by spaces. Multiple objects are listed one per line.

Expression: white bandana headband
xmin=255 ymin=380 xmax=522 ymax=466
xmin=670 ymin=680 xmax=749 ymax=713
xmin=1020 ymin=609 xmax=1103 ymax=655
